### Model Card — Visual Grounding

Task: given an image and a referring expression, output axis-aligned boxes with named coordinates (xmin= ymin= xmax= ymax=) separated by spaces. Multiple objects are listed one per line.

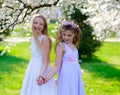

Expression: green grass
xmin=0 ymin=42 xmax=120 ymax=95
xmin=81 ymin=42 xmax=120 ymax=95
xmin=0 ymin=42 xmax=30 ymax=95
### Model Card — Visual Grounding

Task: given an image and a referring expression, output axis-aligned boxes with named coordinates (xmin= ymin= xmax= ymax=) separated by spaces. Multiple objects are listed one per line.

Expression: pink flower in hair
xmin=62 ymin=20 xmax=78 ymax=29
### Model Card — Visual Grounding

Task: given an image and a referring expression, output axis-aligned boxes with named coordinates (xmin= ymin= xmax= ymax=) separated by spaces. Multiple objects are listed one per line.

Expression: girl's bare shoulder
xmin=57 ymin=42 xmax=65 ymax=52
xmin=42 ymin=35 xmax=49 ymax=40
xmin=41 ymin=35 xmax=49 ymax=43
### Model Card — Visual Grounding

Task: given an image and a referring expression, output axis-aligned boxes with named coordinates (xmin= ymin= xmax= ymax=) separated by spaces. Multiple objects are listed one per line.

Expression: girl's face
xmin=62 ymin=30 xmax=75 ymax=44
xmin=33 ymin=17 xmax=44 ymax=35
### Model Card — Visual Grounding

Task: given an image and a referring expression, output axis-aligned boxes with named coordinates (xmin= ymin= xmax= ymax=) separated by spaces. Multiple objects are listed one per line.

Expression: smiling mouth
xmin=65 ymin=39 xmax=69 ymax=41
xmin=35 ymin=28 xmax=41 ymax=31
xmin=64 ymin=40 xmax=69 ymax=42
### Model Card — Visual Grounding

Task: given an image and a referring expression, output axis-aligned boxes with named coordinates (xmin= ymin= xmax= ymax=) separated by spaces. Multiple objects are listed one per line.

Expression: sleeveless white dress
xmin=20 ymin=35 xmax=57 ymax=95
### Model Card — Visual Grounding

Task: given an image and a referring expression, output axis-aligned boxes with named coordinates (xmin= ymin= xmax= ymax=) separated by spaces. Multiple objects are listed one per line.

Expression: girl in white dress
xmin=20 ymin=14 xmax=57 ymax=95
xmin=38 ymin=20 xmax=85 ymax=95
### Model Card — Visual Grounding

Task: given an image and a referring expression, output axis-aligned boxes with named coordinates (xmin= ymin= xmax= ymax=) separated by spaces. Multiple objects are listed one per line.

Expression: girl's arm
xmin=39 ymin=36 xmax=50 ymax=76
xmin=43 ymin=43 xmax=65 ymax=83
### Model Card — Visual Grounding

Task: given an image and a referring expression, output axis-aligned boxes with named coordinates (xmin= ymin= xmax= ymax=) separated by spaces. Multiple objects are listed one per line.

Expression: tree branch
xmin=33 ymin=0 xmax=59 ymax=9
xmin=0 ymin=0 xmax=60 ymax=33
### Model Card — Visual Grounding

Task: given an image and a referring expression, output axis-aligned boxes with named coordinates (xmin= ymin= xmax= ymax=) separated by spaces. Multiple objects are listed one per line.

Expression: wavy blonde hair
xmin=56 ymin=21 xmax=81 ymax=48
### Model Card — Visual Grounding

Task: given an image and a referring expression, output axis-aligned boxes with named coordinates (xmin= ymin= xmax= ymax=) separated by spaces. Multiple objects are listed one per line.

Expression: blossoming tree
xmin=0 ymin=0 xmax=120 ymax=40
xmin=0 ymin=0 xmax=120 ymax=56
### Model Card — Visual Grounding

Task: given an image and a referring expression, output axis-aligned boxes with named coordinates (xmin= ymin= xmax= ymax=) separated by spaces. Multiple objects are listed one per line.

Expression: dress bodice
xmin=30 ymin=35 xmax=44 ymax=58
xmin=62 ymin=42 xmax=79 ymax=63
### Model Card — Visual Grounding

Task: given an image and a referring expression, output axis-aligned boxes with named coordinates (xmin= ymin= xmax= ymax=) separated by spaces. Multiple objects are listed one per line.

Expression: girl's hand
xmin=37 ymin=76 xmax=44 ymax=86
xmin=40 ymin=76 xmax=49 ymax=84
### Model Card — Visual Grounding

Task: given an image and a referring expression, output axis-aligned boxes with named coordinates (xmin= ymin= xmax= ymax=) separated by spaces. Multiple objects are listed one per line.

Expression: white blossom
xmin=0 ymin=0 xmax=120 ymax=55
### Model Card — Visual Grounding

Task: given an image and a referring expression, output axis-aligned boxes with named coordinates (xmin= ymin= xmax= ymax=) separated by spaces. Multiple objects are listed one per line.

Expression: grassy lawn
xmin=81 ymin=42 xmax=120 ymax=95
xmin=0 ymin=42 xmax=30 ymax=95
xmin=0 ymin=42 xmax=120 ymax=95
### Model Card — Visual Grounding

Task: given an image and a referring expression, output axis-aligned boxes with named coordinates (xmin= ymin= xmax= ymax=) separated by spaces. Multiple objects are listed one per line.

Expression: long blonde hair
xmin=31 ymin=14 xmax=52 ymax=51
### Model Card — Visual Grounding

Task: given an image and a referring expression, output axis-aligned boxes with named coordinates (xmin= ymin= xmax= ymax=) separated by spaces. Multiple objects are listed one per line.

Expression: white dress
xmin=20 ymin=35 xmax=57 ymax=95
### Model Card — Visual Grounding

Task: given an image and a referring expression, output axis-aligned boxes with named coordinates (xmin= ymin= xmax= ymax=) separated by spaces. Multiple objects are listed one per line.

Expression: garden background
xmin=0 ymin=0 xmax=120 ymax=95
xmin=0 ymin=24 xmax=120 ymax=95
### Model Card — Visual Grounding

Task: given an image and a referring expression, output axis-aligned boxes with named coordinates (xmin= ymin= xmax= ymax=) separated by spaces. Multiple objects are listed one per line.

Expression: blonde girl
xmin=20 ymin=14 xmax=57 ymax=95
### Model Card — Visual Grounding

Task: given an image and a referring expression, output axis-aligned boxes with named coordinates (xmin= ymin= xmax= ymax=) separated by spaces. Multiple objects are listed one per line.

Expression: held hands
xmin=36 ymin=76 xmax=43 ymax=85
xmin=36 ymin=75 xmax=48 ymax=86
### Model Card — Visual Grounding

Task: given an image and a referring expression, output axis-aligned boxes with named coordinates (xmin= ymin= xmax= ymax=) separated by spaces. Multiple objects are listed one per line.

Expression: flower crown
xmin=62 ymin=20 xmax=79 ymax=29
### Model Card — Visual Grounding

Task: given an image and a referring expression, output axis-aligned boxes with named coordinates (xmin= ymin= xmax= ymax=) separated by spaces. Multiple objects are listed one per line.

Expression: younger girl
xmin=20 ymin=14 xmax=57 ymax=95
xmin=38 ymin=20 xmax=85 ymax=95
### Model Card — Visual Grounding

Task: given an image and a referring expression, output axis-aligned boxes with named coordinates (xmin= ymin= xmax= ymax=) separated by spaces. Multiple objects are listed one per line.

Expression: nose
xmin=64 ymin=36 xmax=68 ymax=40
xmin=36 ymin=24 xmax=40 ymax=27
